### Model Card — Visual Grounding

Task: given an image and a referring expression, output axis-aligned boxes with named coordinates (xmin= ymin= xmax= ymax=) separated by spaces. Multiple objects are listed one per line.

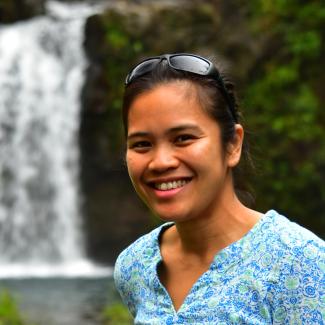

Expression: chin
xmin=153 ymin=208 xmax=191 ymax=223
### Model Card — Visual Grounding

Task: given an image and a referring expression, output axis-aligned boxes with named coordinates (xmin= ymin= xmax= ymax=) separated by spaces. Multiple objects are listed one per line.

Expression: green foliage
xmin=102 ymin=11 xmax=145 ymax=110
xmin=99 ymin=10 xmax=148 ymax=150
xmin=102 ymin=303 xmax=132 ymax=325
xmin=244 ymin=0 xmax=325 ymax=233
xmin=0 ymin=290 xmax=34 ymax=325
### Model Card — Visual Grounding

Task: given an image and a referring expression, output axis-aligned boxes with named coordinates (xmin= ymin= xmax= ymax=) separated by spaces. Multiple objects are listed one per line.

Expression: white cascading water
xmin=0 ymin=1 xmax=110 ymax=277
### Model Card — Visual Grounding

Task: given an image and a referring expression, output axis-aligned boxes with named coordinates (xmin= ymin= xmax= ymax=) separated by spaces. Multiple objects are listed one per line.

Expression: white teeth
xmin=155 ymin=179 xmax=189 ymax=191
xmin=161 ymin=183 xmax=167 ymax=190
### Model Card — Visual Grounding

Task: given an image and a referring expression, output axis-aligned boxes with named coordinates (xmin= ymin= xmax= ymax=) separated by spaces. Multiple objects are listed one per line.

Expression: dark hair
xmin=122 ymin=61 xmax=255 ymax=206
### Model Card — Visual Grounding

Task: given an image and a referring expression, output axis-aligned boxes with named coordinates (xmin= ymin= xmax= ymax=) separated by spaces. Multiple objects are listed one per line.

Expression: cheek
xmin=126 ymin=153 xmax=136 ymax=178
xmin=187 ymin=140 xmax=224 ymax=164
xmin=126 ymin=153 xmax=143 ymax=185
xmin=126 ymin=154 xmax=149 ymax=203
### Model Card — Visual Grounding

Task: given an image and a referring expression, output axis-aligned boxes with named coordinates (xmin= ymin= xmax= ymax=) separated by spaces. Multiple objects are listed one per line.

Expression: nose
xmin=148 ymin=145 xmax=179 ymax=172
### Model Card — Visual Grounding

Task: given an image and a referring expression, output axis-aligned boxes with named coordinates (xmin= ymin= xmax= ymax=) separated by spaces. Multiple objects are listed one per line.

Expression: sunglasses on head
xmin=125 ymin=53 xmax=238 ymax=123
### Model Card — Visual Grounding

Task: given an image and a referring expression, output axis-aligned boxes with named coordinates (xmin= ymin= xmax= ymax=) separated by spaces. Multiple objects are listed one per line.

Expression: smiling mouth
xmin=152 ymin=179 xmax=191 ymax=191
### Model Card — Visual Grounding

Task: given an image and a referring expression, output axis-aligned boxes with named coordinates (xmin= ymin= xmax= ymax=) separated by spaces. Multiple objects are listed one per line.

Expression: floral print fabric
xmin=114 ymin=210 xmax=325 ymax=324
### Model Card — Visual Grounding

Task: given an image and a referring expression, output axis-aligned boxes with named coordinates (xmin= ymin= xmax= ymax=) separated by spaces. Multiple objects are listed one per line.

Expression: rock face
xmin=0 ymin=0 xmax=45 ymax=23
xmin=0 ymin=0 xmax=107 ymax=23
xmin=80 ymin=12 xmax=141 ymax=263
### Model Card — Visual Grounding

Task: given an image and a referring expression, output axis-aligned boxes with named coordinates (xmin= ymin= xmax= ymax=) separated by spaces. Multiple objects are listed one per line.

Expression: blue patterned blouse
xmin=114 ymin=210 xmax=325 ymax=324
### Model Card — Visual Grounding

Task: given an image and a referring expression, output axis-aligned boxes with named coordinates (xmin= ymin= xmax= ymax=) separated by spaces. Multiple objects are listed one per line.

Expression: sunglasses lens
xmin=128 ymin=58 xmax=161 ymax=83
xmin=170 ymin=55 xmax=210 ymax=75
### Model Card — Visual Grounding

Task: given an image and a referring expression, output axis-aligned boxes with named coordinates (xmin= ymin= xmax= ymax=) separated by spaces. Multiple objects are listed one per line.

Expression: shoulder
xmin=263 ymin=211 xmax=325 ymax=323
xmin=270 ymin=209 xmax=324 ymax=275
xmin=113 ymin=222 xmax=172 ymax=287
xmin=253 ymin=210 xmax=324 ymax=291
xmin=113 ymin=224 xmax=167 ymax=315
xmin=263 ymin=209 xmax=325 ymax=254
xmin=114 ymin=224 xmax=162 ymax=273
xmin=262 ymin=210 xmax=324 ymax=272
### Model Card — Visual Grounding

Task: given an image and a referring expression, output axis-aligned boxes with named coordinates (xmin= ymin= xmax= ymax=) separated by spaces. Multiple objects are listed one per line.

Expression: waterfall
xmin=0 ymin=1 xmax=109 ymax=277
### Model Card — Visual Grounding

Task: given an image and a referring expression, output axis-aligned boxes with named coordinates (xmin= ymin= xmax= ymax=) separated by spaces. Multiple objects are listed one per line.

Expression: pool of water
xmin=0 ymin=276 xmax=120 ymax=325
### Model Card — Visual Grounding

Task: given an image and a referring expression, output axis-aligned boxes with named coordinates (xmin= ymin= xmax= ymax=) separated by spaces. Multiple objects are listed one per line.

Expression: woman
xmin=114 ymin=53 xmax=324 ymax=324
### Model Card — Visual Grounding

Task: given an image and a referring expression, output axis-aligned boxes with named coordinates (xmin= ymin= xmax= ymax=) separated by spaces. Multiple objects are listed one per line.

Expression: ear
xmin=227 ymin=124 xmax=244 ymax=168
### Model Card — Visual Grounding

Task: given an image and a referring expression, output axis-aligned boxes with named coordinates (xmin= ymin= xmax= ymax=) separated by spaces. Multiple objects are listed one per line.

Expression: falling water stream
xmin=0 ymin=0 xmax=111 ymax=277
xmin=0 ymin=2 xmax=114 ymax=324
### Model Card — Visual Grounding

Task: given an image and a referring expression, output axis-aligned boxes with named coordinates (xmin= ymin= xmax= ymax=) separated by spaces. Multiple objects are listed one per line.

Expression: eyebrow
xmin=127 ymin=124 xmax=203 ymax=140
xmin=127 ymin=131 xmax=150 ymax=140
xmin=168 ymin=124 xmax=202 ymax=133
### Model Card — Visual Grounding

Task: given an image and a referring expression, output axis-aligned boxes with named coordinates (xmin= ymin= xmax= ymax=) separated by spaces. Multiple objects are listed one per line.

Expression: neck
xmin=171 ymin=192 xmax=261 ymax=258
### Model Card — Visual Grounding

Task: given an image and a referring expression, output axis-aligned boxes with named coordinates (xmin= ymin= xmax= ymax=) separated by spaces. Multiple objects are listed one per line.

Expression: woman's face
xmin=126 ymin=81 xmax=242 ymax=222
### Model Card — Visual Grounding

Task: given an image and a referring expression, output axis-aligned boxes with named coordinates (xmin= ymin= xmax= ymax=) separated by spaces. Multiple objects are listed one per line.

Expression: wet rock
xmin=0 ymin=0 xmax=45 ymax=23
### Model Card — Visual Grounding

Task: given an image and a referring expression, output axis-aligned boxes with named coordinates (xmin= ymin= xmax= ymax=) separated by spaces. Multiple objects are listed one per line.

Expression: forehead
xmin=127 ymin=82 xmax=217 ymax=133
xmin=142 ymin=80 xmax=196 ymax=104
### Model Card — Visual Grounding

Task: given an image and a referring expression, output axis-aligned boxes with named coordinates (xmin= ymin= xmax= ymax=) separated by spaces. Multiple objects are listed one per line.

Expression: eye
xmin=129 ymin=140 xmax=151 ymax=152
xmin=174 ymin=134 xmax=196 ymax=145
